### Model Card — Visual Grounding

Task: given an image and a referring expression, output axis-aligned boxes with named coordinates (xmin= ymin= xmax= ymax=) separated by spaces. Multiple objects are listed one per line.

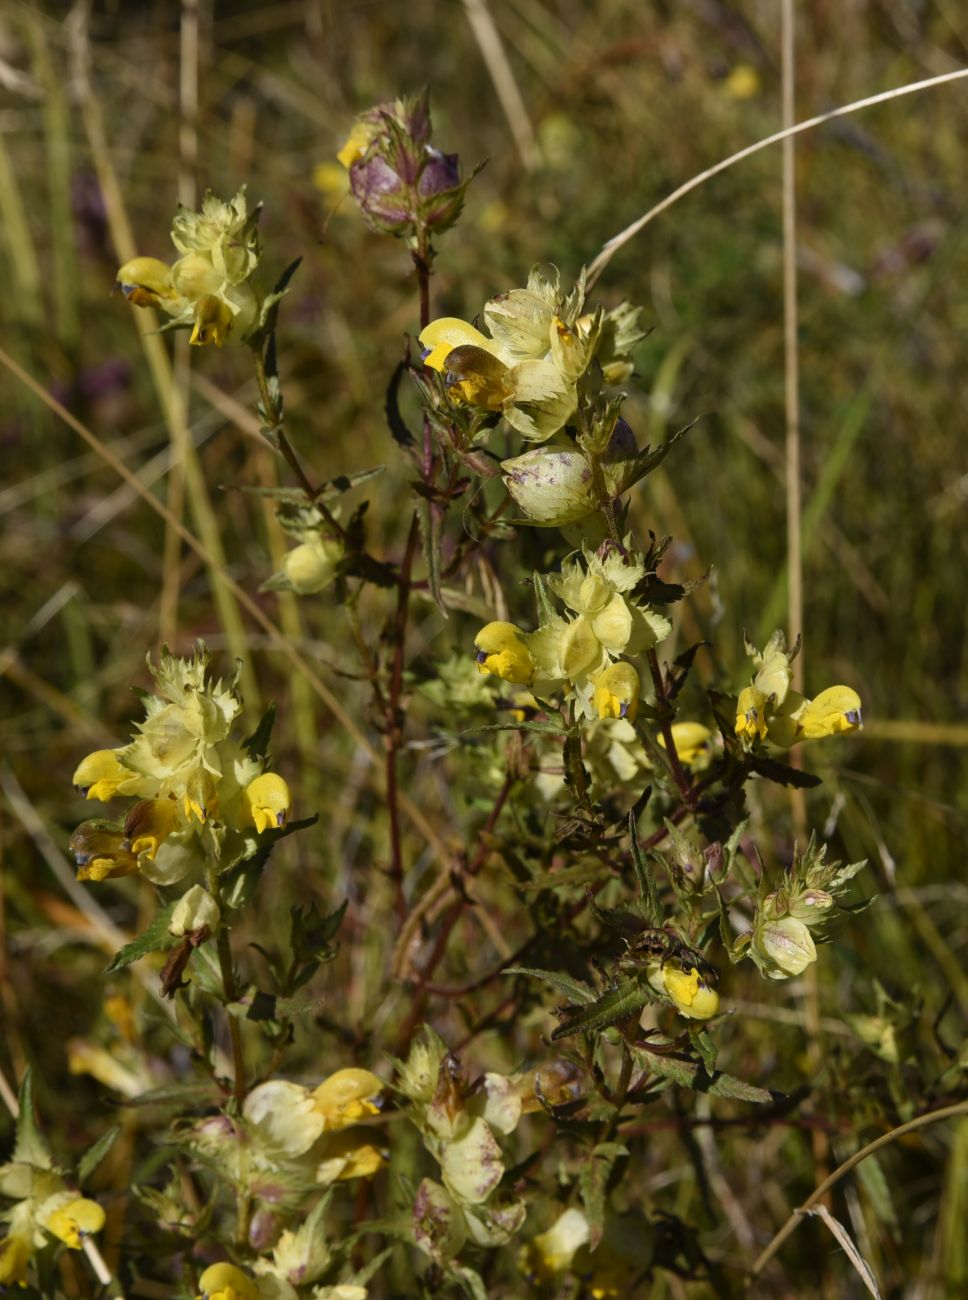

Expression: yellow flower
xmin=72 ymin=749 xmax=133 ymax=802
xmin=243 ymin=773 xmax=291 ymax=834
xmin=123 ymin=797 xmax=183 ymax=859
xmin=660 ymin=722 xmax=714 ymax=769
xmin=189 ymin=295 xmax=234 ymax=347
xmin=735 ymin=685 xmax=768 ymax=744
xmin=725 ymin=64 xmax=760 ymax=99
xmin=797 ymin=685 xmax=862 ymax=738
xmin=312 ymin=1068 xmax=383 ymax=1130
xmin=68 ymin=823 xmax=139 ymax=882
xmin=660 ymin=965 xmax=720 ymax=1019
xmin=474 ymin=622 xmax=535 ymax=685
xmin=43 ymin=1196 xmax=105 ymax=1249
xmin=0 ymin=1234 xmax=30 ymax=1287
xmin=591 ymin=662 xmax=640 ymax=722
xmin=197 ymin=1261 xmax=261 ymax=1300
xmin=337 ymin=118 xmax=381 ymax=169
xmin=315 ymin=1129 xmax=387 ymax=1184
xmin=527 ymin=1206 xmax=591 ymax=1279
xmin=116 ymin=256 xmax=184 ymax=309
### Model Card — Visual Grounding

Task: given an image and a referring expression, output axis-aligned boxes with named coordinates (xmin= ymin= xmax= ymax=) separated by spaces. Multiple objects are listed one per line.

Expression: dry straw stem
xmin=749 ymin=1098 xmax=968 ymax=1281
xmin=66 ymin=3 xmax=259 ymax=706
xmin=463 ymin=0 xmax=540 ymax=171
xmin=0 ymin=346 xmax=453 ymax=873
xmin=586 ymin=67 xmax=968 ymax=287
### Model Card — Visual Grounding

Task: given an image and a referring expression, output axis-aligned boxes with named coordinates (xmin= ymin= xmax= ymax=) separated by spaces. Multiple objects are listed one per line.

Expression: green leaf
xmin=385 ymin=358 xmax=416 ymax=447
xmin=505 ymin=966 xmax=596 ymax=1005
xmin=551 ymin=977 xmax=652 ymax=1041
xmin=105 ymin=901 xmax=179 ymax=975
xmin=631 ymin=1043 xmax=772 ymax=1102
xmin=242 ymin=701 xmax=276 ymax=761
xmin=13 ymin=1068 xmax=51 ymax=1168
xmin=463 ymin=719 xmax=572 ymax=738
xmin=629 ymin=811 xmax=662 ymax=926
xmin=77 ymin=1125 xmax=121 ymax=1184
xmin=125 ymin=1081 xmax=222 ymax=1108
xmin=857 ymin=1152 xmax=898 ymax=1229
xmin=579 ymin=1141 xmax=628 ymax=1248
xmin=219 ymin=815 xmax=318 ymax=911
xmin=533 ymin=571 xmax=557 ymax=626
xmin=748 ymin=754 xmax=822 ymax=788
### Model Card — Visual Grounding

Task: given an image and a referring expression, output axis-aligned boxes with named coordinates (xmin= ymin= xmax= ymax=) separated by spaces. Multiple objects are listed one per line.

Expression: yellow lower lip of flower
xmin=474 ymin=622 xmax=534 ymax=686
xmin=190 ymin=295 xmax=234 ymax=347
xmin=735 ymin=686 xmax=768 ymax=742
xmin=197 ymin=1261 xmax=261 ymax=1300
xmin=662 ymin=965 xmax=719 ymax=1019
xmin=243 ymin=773 xmax=291 ymax=834
xmin=45 ymin=1197 xmax=106 ymax=1249
xmin=0 ymin=1234 xmax=30 ymax=1287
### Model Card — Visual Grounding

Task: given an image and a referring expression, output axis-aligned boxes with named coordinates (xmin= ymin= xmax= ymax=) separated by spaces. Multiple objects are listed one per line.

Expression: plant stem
xmin=214 ymin=925 xmax=246 ymax=1109
xmin=385 ymin=514 xmax=419 ymax=921
xmin=646 ymin=647 xmax=696 ymax=808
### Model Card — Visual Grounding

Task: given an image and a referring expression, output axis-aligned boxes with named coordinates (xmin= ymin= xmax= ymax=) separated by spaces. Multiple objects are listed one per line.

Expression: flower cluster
xmin=735 ymin=630 xmax=863 ymax=748
xmin=117 ymin=188 xmax=263 ymax=347
xmin=398 ymin=1029 xmax=527 ymax=1269
xmin=419 ymin=267 xmax=644 ymax=443
xmin=742 ymin=839 xmax=868 ymax=980
xmin=474 ymin=540 xmax=670 ymax=722
xmin=339 ymin=91 xmax=469 ymax=241
xmin=0 ymin=1076 xmax=105 ymax=1290
xmin=70 ymin=646 xmax=290 ymax=893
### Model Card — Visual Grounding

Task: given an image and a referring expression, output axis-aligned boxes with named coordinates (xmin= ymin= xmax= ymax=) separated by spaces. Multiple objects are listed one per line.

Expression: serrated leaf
xmin=242 ymin=701 xmax=276 ymax=761
xmin=551 ymin=977 xmax=652 ymax=1041
xmin=629 ymin=812 xmax=662 ymax=926
xmin=748 ymin=754 xmax=822 ymax=788
xmin=77 ymin=1125 xmax=121 ymax=1184
xmin=385 ymin=359 xmax=416 ymax=447
xmin=105 ymin=901 xmax=179 ymax=975
xmin=533 ymin=571 xmax=557 ymax=626
xmin=463 ymin=720 xmax=572 ymax=738
xmin=506 ymin=966 xmax=596 ymax=1005
xmin=631 ymin=1043 xmax=771 ymax=1102
xmin=219 ymin=815 xmax=318 ymax=910
xmin=579 ymin=1141 xmax=628 ymax=1248
xmin=124 ymin=1081 xmax=222 ymax=1108
xmin=13 ymin=1069 xmax=51 ymax=1168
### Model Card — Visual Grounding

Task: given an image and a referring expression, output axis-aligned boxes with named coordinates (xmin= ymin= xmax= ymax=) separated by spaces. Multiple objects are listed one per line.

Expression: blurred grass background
xmin=1 ymin=1 xmax=968 ymax=1296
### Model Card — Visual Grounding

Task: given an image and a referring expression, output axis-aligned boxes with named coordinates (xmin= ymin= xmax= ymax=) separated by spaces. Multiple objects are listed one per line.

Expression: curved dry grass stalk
xmin=587 ymin=67 xmax=968 ymax=287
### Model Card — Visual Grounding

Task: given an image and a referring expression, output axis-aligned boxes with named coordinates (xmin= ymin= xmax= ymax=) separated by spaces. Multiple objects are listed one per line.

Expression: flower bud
xmin=282 ymin=537 xmax=342 ymax=594
xmin=501 ymin=446 xmax=597 ymax=526
xmin=169 ymin=884 xmax=220 ymax=938
xmin=790 ymin=889 xmax=834 ymax=925
xmin=752 ymin=916 xmax=817 ymax=979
